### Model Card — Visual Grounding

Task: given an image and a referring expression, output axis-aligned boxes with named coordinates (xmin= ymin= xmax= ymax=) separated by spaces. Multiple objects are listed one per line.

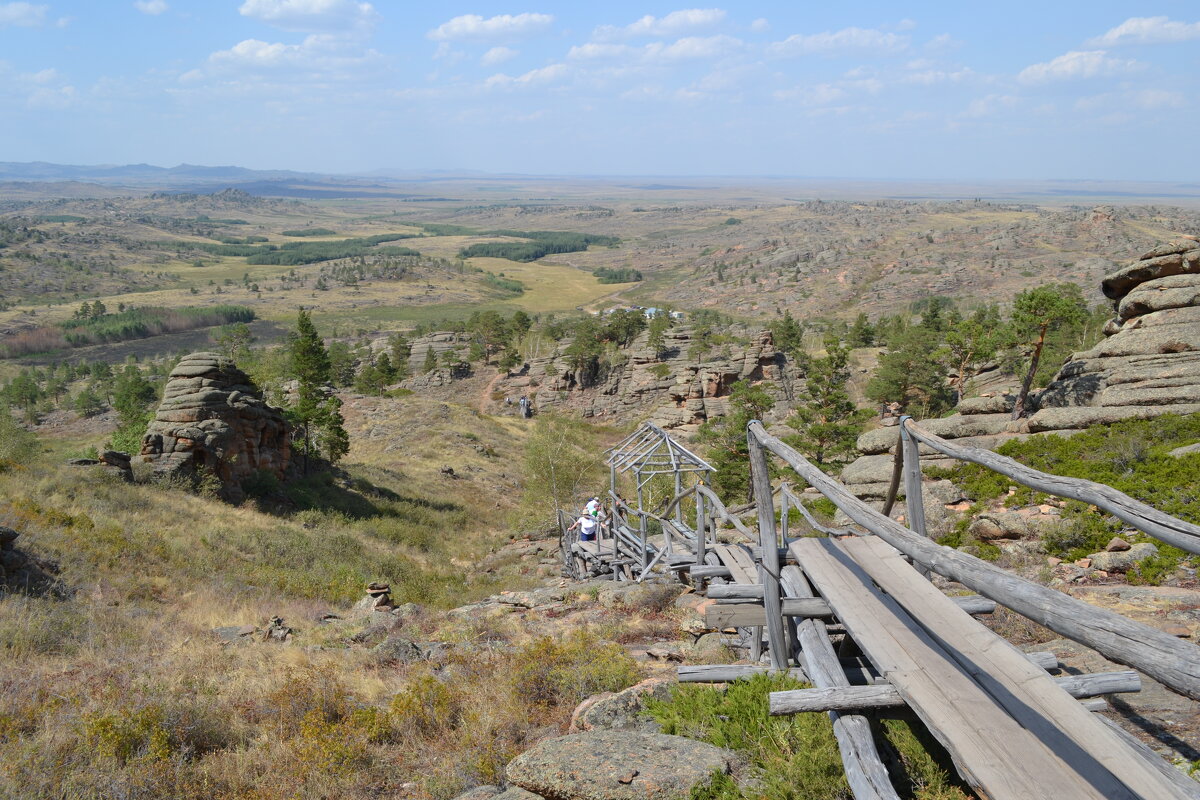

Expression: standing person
xmin=567 ymin=512 xmax=598 ymax=542
xmin=584 ymin=496 xmax=601 ymax=517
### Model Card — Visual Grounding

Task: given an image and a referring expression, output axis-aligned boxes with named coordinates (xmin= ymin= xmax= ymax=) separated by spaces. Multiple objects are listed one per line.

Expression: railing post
xmin=694 ymin=489 xmax=707 ymax=569
xmin=899 ymin=416 xmax=928 ymax=539
xmin=747 ymin=421 xmax=789 ymax=670
xmin=779 ymin=482 xmax=790 ymax=544
xmin=638 ymin=512 xmax=648 ymax=580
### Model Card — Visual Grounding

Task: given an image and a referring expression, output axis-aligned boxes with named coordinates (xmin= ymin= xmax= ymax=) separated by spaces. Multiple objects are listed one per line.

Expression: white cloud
xmin=774 ymin=82 xmax=845 ymax=105
xmin=902 ymin=66 xmax=975 ymax=85
xmin=484 ymin=62 xmax=567 ymax=89
xmin=749 ymin=18 xmax=768 ymax=33
xmin=200 ymin=33 xmax=383 ymax=80
xmin=963 ymin=93 xmax=1018 ymax=118
xmin=644 ymin=34 xmax=741 ymax=61
xmin=768 ymin=27 xmax=908 ymax=57
xmin=27 ymin=84 xmax=75 ymax=109
xmin=1088 ymin=16 xmax=1200 ymax=47
xmin=239 ymin=0 xmax=377 ymax=33
xmin=593 ymin=8 xmax=726 ymax=41
xmin=0 ymin=2 xmax=47 ymax=27
xmin=481 ymin=46 xmax=517 ymax=66
xmin=1017 ymin=50 xmax=1141 ymax=84
xmin=567 ymin=42 xmax=634 ymax=60
xmin=428 ymin=13 xmax=553 ymax=42
xmin=1132 ymin=88 xmax=1186 ymax=109
xmin=134 ymin=0 xmax=168 ymax=14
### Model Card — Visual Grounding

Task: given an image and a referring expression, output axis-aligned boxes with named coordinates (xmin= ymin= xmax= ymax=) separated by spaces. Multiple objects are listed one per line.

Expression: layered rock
xmin=140 ymin=352 xmax=290 ymax=500
xmin=1033 ymin=238 xmax=1200 ymax=429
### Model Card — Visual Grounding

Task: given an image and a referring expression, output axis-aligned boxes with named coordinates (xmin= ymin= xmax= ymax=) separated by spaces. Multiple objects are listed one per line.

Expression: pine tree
xmin=1009 ymin=284 xmax=1087 ymax=419
xmin=289 ymin=309 xmax=349 ymax=473
xmin=422 ymin=346 xmax=437 ymax=374
xmin=697 ymin=380 xmax=775 ymax=503
xmin=785 ymin=336 xmax=871 ymax=469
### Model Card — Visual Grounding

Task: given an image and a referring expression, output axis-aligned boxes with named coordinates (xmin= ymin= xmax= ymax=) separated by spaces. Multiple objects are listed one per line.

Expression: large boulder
xmin=140 ymin=352 xmax=290 ymax=501
xmin=506 ymin=731 xmax=734 ymax=800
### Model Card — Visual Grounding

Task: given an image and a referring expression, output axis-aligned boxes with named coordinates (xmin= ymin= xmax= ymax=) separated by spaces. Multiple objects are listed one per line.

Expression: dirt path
xmin=477 ymin=368 xmax=508 ymax=413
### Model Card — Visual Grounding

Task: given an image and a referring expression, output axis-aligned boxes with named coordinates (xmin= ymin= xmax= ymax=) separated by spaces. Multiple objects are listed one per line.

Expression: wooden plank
xmin=842 ymin=536 xmax=1185 ymax=800
xmin=779 ymin=563 xmax=898 ymax=800
xmin=714 ymin=544 xmax=758 ymax=585
xmin=795 ymin=537 xmax=1136 ymax=800
xmin=705 ymin=593 xmax=998 ymax=625
xmin=769 ymin=671 xmax=1141 ymax=713
xmin=678 ymin=664 xmax=810 ymax=683
xmin=709 ymin=583 xmax=997 ymax=614
xmin=750 ymin=421 xmax=1200 ymax=702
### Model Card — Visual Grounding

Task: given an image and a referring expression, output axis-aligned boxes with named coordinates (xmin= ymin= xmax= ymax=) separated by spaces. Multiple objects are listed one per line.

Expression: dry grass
xmin=0 ymin=392 xmax=632 ymax=799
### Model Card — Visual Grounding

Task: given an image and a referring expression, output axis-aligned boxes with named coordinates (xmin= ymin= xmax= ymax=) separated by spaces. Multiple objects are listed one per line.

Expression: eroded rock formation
xmin=140 ymin=352 xmax=290 ymax=500
xmin=1032 ymin=238 xmax=1200 ymax=429
xmin=494 ymin=326 xmax=794 ymax=434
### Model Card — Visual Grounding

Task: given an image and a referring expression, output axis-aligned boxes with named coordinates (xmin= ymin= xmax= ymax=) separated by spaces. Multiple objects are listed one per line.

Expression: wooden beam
xmin=705 ymin=593 xmax=999 ymax=627
xmin=769 ymin=671 xmax=1141 ymax=714
xmin=749 ymin=420 xmax=1200 ymax=702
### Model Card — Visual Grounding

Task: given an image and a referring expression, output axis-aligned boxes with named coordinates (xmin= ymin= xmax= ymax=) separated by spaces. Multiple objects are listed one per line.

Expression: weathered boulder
xmin=1088 ymin=542 xmax=1158 ymax=573
xmin=140 ymin=352 xmax=290 ymax=501
xmin=569 ymin=678 xmax=672 ymax=733
xmin=505 ymin=731 xmax=734 ymax=800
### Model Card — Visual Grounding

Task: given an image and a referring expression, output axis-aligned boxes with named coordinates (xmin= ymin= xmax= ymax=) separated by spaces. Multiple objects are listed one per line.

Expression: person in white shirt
xmin=584 ymin=497 xmax=601 ymax=517
xmin=568 ymin=514 xmax=598 ymax=542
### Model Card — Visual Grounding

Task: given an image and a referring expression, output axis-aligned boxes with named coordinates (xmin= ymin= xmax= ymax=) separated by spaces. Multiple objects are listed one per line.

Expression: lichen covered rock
xmin=140 ymin=352 xmax=289 ymax=500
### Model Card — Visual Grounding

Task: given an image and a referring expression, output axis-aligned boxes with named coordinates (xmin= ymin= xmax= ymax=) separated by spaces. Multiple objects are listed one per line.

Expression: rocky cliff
xmin=140 ymin=352 xmax=290 ymax=501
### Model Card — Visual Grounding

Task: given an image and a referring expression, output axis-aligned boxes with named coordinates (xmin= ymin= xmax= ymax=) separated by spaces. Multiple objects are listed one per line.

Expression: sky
xmin=1 ymin=0 xmax=1198 ymax=180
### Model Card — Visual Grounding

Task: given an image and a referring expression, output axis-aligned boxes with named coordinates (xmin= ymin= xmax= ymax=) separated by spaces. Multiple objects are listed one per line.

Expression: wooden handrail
xmin=901 ymin=419 xmax=1200 ymax=555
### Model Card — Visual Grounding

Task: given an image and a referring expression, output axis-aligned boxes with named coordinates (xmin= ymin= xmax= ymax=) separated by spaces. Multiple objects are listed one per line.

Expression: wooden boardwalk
xmin=564 ymin=422 xmax=1200 ymax=798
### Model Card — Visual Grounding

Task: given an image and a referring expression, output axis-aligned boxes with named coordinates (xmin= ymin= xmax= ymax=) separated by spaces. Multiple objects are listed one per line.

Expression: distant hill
xmin=0 ymin=161 xmax=319 ymax=186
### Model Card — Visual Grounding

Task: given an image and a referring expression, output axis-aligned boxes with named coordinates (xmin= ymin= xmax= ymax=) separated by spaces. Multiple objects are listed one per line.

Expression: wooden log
xmin=903 ymin=419 xmax=1200 ymax=555
xmin=900 ymin=417 xmax=928 ymax=540
xmin=769 ymin=671 xmax=1142 ymax=714
xmin=677 ymin=664 xmax=810 ymax=683
xmin=690 ymin=565 xmax=732 ymax=579
xmin=709 ymin=583 xmax=997 ymax=615
xmin=779 ymin=564 xmax=899 ymax=800
xmin=748 ymin=426 xmax=789 ymax=670
xmin=706 ymin=594 xmax=998 ymax=626
xmin=749 ymin=421 xmax=1200 ymax=702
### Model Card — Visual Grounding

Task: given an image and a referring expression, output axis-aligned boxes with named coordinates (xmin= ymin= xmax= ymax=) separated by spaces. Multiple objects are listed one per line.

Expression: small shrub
xmin=1126 ymin=547 xmax=1186 ymax=585
xmin=511 ymin=631 xmax=641 ymax=711
xmin=649 ymin=363 xmax=672 ymax=380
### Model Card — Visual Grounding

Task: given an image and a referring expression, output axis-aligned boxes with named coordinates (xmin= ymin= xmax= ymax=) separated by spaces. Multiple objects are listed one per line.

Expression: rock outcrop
xmin=1033 ymin=238 xmax=1200 ymax=427
xmin=838 ymin=239 xmax=1200 ymax=527
xmin=495 ymin=326 xmax=795 ymax=434
xmin=140 ymin=352 xmax=290 ymax=501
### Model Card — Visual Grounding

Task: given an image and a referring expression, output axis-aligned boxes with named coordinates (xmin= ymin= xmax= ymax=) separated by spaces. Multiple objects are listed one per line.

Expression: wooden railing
xmin=747 ymin=420 xmax=1200 ymax=702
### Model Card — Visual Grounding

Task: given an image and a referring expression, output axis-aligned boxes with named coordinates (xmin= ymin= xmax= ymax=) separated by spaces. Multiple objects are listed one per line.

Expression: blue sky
xmin=1 ymin=1 xmax=1198 ymax=179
